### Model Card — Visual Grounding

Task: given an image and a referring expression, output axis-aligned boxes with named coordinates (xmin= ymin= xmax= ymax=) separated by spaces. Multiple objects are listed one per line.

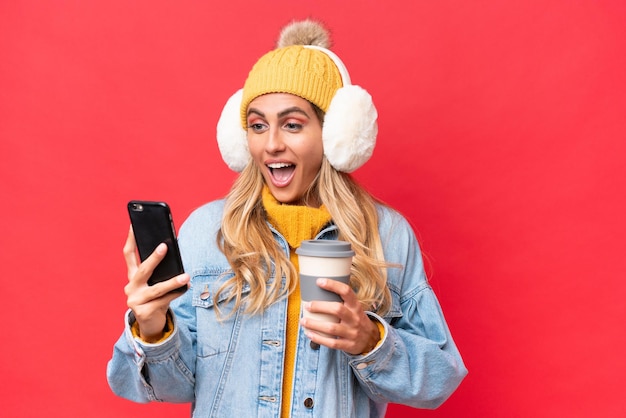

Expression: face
xmin=246 ymin=93 xmax=324 ymax=206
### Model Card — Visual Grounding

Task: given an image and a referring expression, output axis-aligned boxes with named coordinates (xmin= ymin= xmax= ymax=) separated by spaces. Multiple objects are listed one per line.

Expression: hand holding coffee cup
xmin=296 ymin=240 xmax=355 ymax=338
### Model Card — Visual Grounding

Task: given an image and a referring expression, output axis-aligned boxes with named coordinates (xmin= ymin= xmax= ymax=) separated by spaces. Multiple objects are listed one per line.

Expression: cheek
xmin=303 ymin=145 xmax=324 ymax=175
xmin=301 ymin=132 xmax=324 ymax=161
xmin=246 ymin=138 xmax=262 ymax=159
xmin=310 ymin=143 xmax=324 ymax=164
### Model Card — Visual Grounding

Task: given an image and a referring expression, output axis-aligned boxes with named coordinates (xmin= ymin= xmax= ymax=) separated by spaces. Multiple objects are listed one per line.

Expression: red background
xmin=2 ymin=1 xmax=625 ymax=417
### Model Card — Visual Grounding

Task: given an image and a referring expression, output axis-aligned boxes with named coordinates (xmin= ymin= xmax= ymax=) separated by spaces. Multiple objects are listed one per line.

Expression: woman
xmin=107 ymin=19 xmax=467 ymax=417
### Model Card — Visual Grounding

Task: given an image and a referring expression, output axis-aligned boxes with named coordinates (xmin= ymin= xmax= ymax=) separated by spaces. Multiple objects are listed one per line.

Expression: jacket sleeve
xmin=345 ymin=207 xmax=467 ymax=409
xmin=106 ymin=308 xmax=197 ymax=403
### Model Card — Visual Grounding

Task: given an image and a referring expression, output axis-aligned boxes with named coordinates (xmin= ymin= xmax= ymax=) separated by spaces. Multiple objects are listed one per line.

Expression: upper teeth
xmin=268 ymin=163 xmax=293 ymax=169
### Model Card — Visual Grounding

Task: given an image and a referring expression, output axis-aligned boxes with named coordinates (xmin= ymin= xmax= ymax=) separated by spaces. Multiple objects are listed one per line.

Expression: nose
xmin=265 ymin=127 xmax=286 ymax=154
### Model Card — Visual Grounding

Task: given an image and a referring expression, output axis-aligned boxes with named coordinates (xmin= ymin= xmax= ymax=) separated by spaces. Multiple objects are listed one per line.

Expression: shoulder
xmin=375 ymin=203 xmax=415 ymax=238
xmin=178 ymin=199 xmax=226 ymax=250
xmin=179 ymin=199 xmax=226 ymax=235
xmin=374 ymin=202 xmax=423 ymax=268
xmin=178 ymin=199 xmax=228 ymax=272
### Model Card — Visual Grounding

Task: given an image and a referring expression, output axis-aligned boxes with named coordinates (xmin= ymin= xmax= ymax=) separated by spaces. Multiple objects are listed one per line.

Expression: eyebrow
xmin=247 ymin=106 xmax=311 ymax=120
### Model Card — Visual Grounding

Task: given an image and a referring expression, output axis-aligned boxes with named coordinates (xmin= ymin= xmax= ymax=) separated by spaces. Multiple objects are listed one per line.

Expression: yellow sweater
xmin=261 ymin=187 xmax=332 ymax=417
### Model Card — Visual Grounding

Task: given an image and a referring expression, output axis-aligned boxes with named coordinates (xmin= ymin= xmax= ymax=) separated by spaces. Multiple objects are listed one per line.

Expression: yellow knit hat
xmin=239 ymin=37 xmax=343 ymax=128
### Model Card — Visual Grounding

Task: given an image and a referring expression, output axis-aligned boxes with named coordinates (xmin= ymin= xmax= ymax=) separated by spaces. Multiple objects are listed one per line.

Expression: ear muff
xmin=321 ymin=84 xmax=377 ymax=172
xmin=216 ymin=89 xmax=249 ymax=172
xmin=215 ymin=47 xmax=377 ymax=173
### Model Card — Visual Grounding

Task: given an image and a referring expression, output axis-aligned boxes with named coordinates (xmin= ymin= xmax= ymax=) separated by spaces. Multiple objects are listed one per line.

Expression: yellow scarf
xmin=261 ymin=186 xmax=332 ymax=417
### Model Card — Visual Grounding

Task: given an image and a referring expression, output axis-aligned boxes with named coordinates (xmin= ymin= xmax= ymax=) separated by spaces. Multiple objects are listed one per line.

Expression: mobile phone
xmin=127 ymin=200 xmax=187 ymax=293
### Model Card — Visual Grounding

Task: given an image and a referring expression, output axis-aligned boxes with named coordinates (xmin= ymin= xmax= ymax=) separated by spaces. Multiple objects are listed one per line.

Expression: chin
xmin=273 ymin=192 xmax=299 ymax=204
xmin=267 ymin=187 xmax=302 ymax=205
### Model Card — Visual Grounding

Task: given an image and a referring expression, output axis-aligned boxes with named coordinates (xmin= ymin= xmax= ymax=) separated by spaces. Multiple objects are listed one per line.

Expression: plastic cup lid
xmin=295 ymin=240 xmax=355 ymax=257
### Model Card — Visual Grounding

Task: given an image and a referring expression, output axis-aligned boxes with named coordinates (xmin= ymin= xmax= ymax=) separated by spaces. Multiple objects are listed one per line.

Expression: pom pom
xmin=277 ymin=19 xmax=331 ymax=49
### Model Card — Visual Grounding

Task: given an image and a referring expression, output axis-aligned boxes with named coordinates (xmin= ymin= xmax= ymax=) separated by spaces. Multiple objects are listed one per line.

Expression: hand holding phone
xmin=127 ymin=200 xmax=187 ymax=293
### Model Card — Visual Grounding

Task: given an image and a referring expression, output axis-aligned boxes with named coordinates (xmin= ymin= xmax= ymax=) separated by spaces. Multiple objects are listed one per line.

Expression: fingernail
xmin=156 ymin=243 xmax=167 ymax=254
xmin=304 ymin=302 xmax=311 ymax=310
xmin=317 ymin=278 xmax=327 ymax=286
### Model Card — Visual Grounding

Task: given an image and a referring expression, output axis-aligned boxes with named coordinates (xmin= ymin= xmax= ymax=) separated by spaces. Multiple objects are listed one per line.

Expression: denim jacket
xmin=107 ymin=200 xmax=467 ymax=417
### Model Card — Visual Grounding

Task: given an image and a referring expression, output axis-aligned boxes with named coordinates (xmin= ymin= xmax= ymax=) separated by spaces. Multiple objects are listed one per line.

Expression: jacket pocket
xmin=190 ymin=270 xmax=250 ymax=358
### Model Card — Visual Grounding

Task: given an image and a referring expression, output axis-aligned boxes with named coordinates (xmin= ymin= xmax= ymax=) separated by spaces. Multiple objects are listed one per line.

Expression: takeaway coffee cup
xmin=296 ymin=240 xmax=355 ymax=336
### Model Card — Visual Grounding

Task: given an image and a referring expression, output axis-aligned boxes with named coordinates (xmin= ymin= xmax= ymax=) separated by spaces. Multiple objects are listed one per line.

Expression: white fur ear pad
xmin=322 ymin=85 xmax=378 ymax=173
xmin=216 ymin=89 xmax=249 ymax=172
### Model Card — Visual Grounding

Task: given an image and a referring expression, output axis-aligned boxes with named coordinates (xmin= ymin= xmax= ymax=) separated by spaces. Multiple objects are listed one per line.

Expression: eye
xmin=248 ymin=122 xmax=267 ymax=133
xmin=284 ymin=121 xmax=303 ymax=132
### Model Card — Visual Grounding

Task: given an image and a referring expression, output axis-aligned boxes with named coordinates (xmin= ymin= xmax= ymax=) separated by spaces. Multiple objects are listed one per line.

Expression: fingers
xmin=300 ymin=306 xmax=379 ymax=355
xmin=300 ymin=301 xmax=348 ymax=336
xmin=140 ymin=243 xmax=168 ymax=277
xmin=123 ymin=226 xmax=139 ymax=276
xmin=125 ymin=272 xmax=189 ymax=340
xmin=316 ymin=278 xmax=359 ymax=308
xmin=124 ymin=224 xmax=168 ymax=286
xmin=122 ymin=226 xmax=168 ymax=282
xmin=300 ymin=278 xmax=379 ymax=354
xmin=145 ymin=274 xmax=190 ymax=301
xmin=123 ymin=224 xmax=189 ymax=306
xmin=304 ymin=278 xmax=357 ymax=327
xmin=126 ymin=273 xmax=190 ymax=305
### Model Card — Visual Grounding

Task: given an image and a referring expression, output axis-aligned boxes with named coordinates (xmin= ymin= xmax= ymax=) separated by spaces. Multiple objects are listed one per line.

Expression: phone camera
xmin=131 ymin=203 xmax=144 ymax=212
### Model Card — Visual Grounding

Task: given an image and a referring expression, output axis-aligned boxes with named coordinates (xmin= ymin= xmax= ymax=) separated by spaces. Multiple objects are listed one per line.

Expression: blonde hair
xmin=215 ymin=158 xmax=393 ymax=318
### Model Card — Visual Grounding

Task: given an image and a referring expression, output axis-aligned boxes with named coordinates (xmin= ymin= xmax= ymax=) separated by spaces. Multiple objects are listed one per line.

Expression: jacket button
xmin=310 ymin=341 xmax=320 ymax=350
xmin=303 ymin=397 xmax=314 ymax=408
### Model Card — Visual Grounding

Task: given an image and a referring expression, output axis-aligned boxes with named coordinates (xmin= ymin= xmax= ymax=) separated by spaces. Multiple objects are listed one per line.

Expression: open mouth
xmin=267 ymin=162 xmax=296 ymax=186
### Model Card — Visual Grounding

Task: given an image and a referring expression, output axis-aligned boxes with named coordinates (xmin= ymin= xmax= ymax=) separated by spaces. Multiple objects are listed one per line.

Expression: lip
xmin=265 ymin=160 xmax=296 ymax=188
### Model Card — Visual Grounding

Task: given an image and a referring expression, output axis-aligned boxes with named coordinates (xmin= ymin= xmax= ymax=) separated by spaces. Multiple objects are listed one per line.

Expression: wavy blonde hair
xmin=215 ymin=157 xmax=393 ymax=318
